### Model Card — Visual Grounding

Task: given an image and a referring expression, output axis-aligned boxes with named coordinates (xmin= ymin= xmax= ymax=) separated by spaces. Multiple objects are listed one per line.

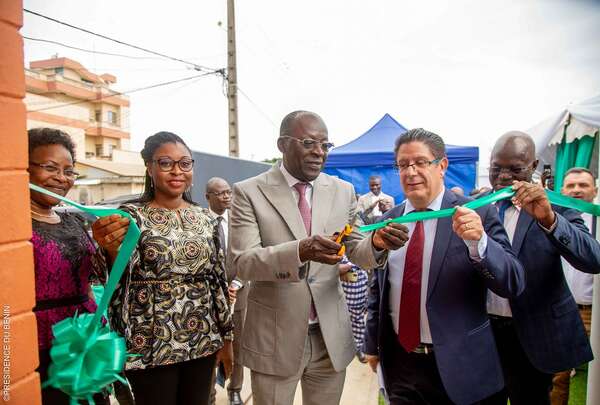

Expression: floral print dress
xmin=108 ymin=203 xmax=233 ymax=370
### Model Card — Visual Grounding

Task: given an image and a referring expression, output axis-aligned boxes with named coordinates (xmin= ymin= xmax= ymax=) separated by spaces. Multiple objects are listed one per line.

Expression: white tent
xmin=531 ymin=93 xmax=600 ymax=177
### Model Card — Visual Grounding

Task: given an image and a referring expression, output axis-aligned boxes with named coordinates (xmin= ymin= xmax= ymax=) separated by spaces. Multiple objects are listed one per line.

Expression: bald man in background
xmin=206 ymin=177 xmax=247 ymax=405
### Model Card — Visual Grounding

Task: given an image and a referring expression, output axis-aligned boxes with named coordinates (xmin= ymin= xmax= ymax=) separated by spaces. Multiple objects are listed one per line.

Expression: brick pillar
xmin=0 ymin=1 xmax=42 ymax=404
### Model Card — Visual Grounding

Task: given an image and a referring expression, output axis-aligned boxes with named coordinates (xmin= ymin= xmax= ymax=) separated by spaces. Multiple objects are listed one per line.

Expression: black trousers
xmin=481 ymin=317 xmax=553 ymax=405
xmin=38 ymin=349 xmax=110 ymax=405
xmin=125 ymin=353 xmax=217 ymax=405
xmin=383 ymin=344 xmax=454 ymax=405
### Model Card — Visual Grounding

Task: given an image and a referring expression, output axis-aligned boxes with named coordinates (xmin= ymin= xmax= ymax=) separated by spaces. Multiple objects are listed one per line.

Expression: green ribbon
xmin=359 ymin=186 xmax=600 ymax=233
xmin=30 ymin=183 xmax=140 ymax=404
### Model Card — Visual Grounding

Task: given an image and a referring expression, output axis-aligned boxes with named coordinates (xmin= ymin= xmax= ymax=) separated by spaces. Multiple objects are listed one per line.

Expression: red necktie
xmin=293 ymin=182 xmax=312 ymax=235
xmin=398 ymin=220 xmax=424 ymax=352
xmin=293 ymin=182 xmax=317 ymax=321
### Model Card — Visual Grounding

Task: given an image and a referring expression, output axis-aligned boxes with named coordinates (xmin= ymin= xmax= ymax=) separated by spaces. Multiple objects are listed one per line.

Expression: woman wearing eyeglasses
xmin=93 ymin=131 xmax=233 ymax=405
xmin=27 ymin=128 xmax=110 ymax=405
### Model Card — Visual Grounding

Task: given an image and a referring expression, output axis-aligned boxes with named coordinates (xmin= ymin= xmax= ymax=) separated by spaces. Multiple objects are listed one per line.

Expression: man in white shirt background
xmin=550 ymin=167 xmax=598 ymax=405
xmin=357 ymin=175 xmax=394 ymax=223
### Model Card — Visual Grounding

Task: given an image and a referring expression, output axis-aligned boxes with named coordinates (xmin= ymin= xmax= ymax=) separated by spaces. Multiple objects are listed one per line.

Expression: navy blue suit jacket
xmin=500 ymin=204 xmax=600 ymax=372
xmin=363 ymin=190 xmax=525 ymax=405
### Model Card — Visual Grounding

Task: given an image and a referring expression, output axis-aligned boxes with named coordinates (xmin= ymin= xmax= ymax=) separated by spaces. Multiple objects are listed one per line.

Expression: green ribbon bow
xmin=30 ymin=183 xmax=141 ymax=404
xmin=359 ymin=186 xmax=600 ymax=233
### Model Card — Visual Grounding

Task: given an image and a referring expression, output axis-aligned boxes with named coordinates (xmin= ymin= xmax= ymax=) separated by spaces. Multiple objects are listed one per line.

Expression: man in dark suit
xmin=481 ymin=132 xmax=600 ymax=405
xmin=363 ymin=128 xmax=525 ymax=405
xmin=206 ymin=177 xmax=247 ymax=405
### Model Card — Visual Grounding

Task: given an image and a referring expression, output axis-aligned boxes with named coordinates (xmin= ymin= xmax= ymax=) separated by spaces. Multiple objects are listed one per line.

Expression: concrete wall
xmin=0 ymin=1 xmax=42 ymax=403
xmin=112 ymin=149 xmax=142 ymax=165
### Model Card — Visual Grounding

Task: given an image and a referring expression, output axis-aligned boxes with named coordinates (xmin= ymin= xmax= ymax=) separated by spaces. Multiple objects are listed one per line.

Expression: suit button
xmin=308 ymin=276 xmax=315 ymax=283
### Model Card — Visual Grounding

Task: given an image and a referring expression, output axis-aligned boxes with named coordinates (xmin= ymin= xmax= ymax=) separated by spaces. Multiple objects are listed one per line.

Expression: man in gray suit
xmin=229 ymin=110 xmax=407 ymax=405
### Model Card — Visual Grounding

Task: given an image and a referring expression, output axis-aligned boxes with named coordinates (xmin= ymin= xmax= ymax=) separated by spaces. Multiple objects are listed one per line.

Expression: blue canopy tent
xmin=324 ymin=114 xmax=479 ymax=202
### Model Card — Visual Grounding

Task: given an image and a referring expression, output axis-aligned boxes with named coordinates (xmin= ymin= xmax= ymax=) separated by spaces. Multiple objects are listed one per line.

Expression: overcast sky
xmin=22 ymin=0 xmax=600 ymax=167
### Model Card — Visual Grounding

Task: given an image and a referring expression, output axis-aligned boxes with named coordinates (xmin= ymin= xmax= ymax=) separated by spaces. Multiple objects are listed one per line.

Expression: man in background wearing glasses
xmin=481 ymin=132 xmax=600 ymax=405
xmin=205 ymin=177 xmax=247 ymax=405
xmin=229 ymin=110 xmax=407 ymax=405
xmin=364 ymin=128 xmax=524 ymax=404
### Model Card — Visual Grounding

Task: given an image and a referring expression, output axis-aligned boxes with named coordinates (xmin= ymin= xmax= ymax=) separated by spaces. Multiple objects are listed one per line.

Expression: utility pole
xmin=227 ymin=0 xmax=239 ymax=157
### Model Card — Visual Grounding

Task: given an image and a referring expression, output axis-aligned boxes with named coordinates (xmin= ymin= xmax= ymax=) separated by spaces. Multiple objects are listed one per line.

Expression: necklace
xmin=31 ymin=208 xmax=61 ymax=224
xmin=30 ymin=209 xmax=57 ymax=218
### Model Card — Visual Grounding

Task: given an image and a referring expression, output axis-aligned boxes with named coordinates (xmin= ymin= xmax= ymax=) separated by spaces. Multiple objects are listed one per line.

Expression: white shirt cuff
xmin=464 ymin=232 xmax=488 ymax=262
xmin=538 ymin=214 xmax=558 ymax=233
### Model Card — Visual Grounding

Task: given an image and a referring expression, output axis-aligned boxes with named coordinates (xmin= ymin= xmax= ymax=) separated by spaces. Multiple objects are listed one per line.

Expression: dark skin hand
xmin=299 ymin=235 xmax=344 ymax=264
xmin=372 ymin=222 xmax=409 ymax=250
xmin=338 ymin=262 xmax=353 ymax=276
xmin=92 ymin=214 xmax=130 ymax=262
xmin=216 ymin=340 xmax=233 ymax=378
xmin=512 ymin=180 xmax=556 ymax=228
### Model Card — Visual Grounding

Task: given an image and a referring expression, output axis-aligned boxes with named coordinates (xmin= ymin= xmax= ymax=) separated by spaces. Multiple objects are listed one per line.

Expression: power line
xmin=237 ymin=86 xmax=277 ymax=127
xmin=23 ymin=8 xmax=221 ymax=73
xmin=23 ymin=36 xmax=162 ymax=60
xmin=28 ymin=72 xmax=221 ymax=113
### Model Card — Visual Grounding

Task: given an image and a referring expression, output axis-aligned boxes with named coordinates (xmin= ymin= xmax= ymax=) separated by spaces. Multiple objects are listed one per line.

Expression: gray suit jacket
xmin=228 ymin=165 xmax=384 ymax=376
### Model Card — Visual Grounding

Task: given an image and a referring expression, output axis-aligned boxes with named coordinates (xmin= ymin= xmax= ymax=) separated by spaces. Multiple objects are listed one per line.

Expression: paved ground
xmin=110 ymin=357 xmax=380 ymax=404
xmin=214 ymin=358 xmax=380 ymax=405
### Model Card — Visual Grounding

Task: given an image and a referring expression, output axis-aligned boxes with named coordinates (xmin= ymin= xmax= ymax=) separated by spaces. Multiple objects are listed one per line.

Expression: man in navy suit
xmin=363 ymin=128 xmax=525 ymax=405
xmin=481 ymin=132 xmax=600 ymax=405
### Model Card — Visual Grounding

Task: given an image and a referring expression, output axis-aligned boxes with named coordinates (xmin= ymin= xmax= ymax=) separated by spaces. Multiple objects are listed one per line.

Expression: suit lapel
xmin=511 ymin=210 xmax=535 ymax=255
xmin=310 ymin=174 xmax=334 ymax=235
xmin=427 ymin=190 xmax=458 ymax=301
xmin=257 ymin=166 xmax=307 ymax=240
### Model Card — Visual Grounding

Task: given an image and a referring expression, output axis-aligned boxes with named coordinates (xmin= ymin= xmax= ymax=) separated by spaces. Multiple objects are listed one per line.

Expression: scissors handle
xmin=335 ymin=224 xmax=353 ymax=255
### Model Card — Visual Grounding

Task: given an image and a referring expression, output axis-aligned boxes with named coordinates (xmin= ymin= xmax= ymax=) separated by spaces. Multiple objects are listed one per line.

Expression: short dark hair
xmin=28 ymin=128 xmax=76 ymax=162
xmin=564 ymin=167 xmax=595 ymax=182
xmin=279 ymin=110 xmax=327 ymax=138
xmin=393 ymin=128 xmax=446 ymax=159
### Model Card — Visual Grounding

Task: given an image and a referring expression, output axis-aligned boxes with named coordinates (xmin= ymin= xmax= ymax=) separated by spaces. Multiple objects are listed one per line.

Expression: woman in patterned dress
xmin=94 ymin=132 xmax=233 ymax=405
xmin=28 ymin=128 xmax=110 ymax=405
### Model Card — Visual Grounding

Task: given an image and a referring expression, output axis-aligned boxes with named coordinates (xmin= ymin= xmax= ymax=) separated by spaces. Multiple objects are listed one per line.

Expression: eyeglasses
xmin=207 ymin=190 xmax=232 ymax=198
xmin=394 ymin=158 xmax=442 ymax=173
xmin=153 ymin=158 xmax=194 ymax=172
xmin=488 ymin=166 xmax=529 ymax=176
xmin=29 ymin=162 xmax=80 ymax=180
xmin=280 ymin=136 xmax=334 ymax=152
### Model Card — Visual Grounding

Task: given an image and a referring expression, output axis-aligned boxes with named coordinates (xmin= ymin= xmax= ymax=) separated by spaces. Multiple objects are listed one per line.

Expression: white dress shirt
xmin=487 ymin=203 xmax=520 ymax=317
xmin=563 ymin=213 xmax=595 ymax=305
xmin=388 ymin=188 xmax=488 ymax=343
xmin=280 ymin=163 xmax=315 ymax=209
xmin=209 ymin=208 xmax=229 ymax=250
xmin=366 ymin=192 xmax=385 ymax=217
